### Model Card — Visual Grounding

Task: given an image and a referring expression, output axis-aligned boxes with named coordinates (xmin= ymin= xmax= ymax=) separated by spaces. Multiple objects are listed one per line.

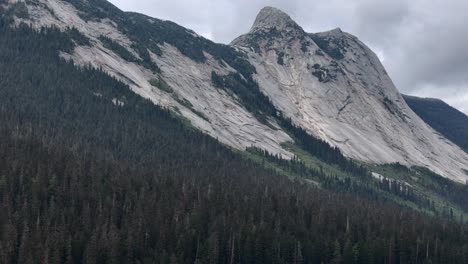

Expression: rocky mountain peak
xmin=250 ymin=6 xmax=303 ymax=33
xmin=231 ymin=7 xmax=304 ymax=49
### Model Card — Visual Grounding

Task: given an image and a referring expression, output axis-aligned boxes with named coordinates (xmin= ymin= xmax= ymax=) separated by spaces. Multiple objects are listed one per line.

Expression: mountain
xmin=403 ymin=94 xmax=468 ymax=153
xmin=1 ymin=1 xmax=468 ymax=263
xmin=7 ymin=1 xmax=467 ymax=183
xmin=7 ymin=0 xmax=293 ymax=157
xmin=232 ymin=7 xmax=468 ymax=182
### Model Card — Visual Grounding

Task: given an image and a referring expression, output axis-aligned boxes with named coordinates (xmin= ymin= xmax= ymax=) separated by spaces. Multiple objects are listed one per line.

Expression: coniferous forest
xmin=0 ymin=17 xmax=468 ymax=264
xmin=403 ymin=95 xmax=468 ymax=153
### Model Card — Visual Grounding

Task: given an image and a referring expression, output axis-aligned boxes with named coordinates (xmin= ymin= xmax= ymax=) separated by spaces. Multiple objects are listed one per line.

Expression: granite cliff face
xmin=5 ymin=0 xmax=293 ymax=157
xmin=233 ymin=7 xmax=468 ymax=182
xmin=4 ymin=2 xmax=468 ymax=182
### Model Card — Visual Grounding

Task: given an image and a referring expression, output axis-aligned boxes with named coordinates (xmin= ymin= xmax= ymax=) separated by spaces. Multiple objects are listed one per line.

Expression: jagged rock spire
xmin=250 ymin=6 xmax=302 ymax=33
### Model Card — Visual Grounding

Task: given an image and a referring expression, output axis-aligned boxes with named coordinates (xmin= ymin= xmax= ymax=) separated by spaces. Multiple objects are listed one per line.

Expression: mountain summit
xmin=5 ymin=0 xmax=467 ymax=182
xmin=232 ymin=7 xmax=468 ymax=182
xmin=250 ymin=6 xmax=303 ymax=33
xmin=232 ymin=6 xmax=305 ymax=49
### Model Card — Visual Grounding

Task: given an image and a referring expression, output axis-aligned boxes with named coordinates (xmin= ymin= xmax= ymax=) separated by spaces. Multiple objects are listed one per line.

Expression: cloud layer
xmin=109 ymin=0 xmax=468 ymax=114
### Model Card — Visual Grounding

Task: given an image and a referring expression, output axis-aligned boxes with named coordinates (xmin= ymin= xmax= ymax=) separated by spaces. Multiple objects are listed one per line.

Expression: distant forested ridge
xmin=404 ymin=95 xmax=468 ymax=153
xmin=0 ymin=16 xmax=468 ymax=264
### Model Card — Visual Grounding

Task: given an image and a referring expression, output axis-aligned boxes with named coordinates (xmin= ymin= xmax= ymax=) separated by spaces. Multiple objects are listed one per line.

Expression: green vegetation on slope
xmin=371 ymin=163 xmax=468 ymax=220
xmin=243 ymin=142 xmax=468 ymax=222
xmin=149 ymin=76 xmax=173 ymax=93
xmin=64 ymin=0 xmax=255 ymax=78
xmin=99 ymin=35 xmax=139 ymax=62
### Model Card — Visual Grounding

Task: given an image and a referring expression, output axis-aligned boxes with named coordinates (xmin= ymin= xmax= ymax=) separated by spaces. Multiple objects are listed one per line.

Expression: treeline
xmin=63 ymin=0 xmax=256 ymax=79
xmin=382 ymin=164 xmax=468 ymax=213
xmin=278 ymin=118 xmax=370 ymax=178
xmin=211 ymin=72 xmax=277 ymax=124
xmin=1 ymin=16 xmax=468 ymax=264
xmin=417 ymin=167 xmax=468 ymax=212
xmin=247 ymin=148 xmax=445 ymax=216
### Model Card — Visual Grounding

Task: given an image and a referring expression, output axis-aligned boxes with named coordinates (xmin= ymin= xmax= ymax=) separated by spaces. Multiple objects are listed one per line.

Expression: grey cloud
xmin=352 ymin=0 xmax=410 ymax=48
xmin=108 ymin=0 xmax=468 ymax=114
xmin=370 ymin=0 xmax=468 ymax=113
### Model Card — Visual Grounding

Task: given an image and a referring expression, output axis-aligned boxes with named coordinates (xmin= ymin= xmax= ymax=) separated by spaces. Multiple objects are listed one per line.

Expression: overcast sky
xmin=109 ymin=0 xmax=468 ymax=114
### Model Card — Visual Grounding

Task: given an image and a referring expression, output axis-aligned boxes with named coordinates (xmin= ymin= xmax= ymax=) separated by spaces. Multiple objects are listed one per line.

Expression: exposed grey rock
xmin=9 ymin=1 xmax=468 ymax=182
xmin=250 ymin=6 xmax=302 ymax=33
xmin=234 ymin=10 xmax=468 ymax=182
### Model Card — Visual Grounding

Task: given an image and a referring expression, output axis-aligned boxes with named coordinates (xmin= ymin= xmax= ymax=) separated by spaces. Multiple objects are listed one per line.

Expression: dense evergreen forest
xmin=1 ymin=17 xmax=468 ymax=264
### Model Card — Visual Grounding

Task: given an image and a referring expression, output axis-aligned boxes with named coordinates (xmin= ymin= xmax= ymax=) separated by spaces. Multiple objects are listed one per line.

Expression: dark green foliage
xmin=1 ymin=16 xmax=468 ymax=264
xmin=373 ymin=163 xmax=468 ymax=217
xmin=63 ymin=0 xmax=118 ymax=22
xmin=65 ymin=27 xmax=91 ymax=46
xmin=172 ymin=96 xmax=209 ymax=121
xmin=310 ymin=63 xmax=331 ymax=82
xmin=242 ymin=28 xmax=283 ymax=54
xmin=247 ymin=147 xmax=416 ymax=205
xmin=3 ymin=127 xmax=468 ymax=264
xmin=315 ymin=49 xmax=325 ymax=56
xmin=63 ymin=0 xmax=252 ymax=76
xmin=277 ymin=51 xmax=285 ymax=65
xmin=99 ymin=35 xmax=138 ymax=62
xmin=403 ymin=95 xmax=468 ymax=152
xmin=98 ymin=35 xmax=160 ymax=72
xmin=279 ymin=117 xmax=371 ymax=178
xmin=125 ymin=12 xmax=256 ymax=77
xmin=150 ymin=77 xmax=173 ymax=93
xmin=310 ymin=33 xmax=346 ymax=60
xmin=211 ymin=71 xmax=277 ymax=124
xmin=301 ymin=40 xmax=310 ymax=52
xmin=211 ymin=70 xmax=224 ymax=88
xmin=412 ymin=166 xmax=468 ymax=212
xmin=309 ymin=61 xmax=343 ymax=83
xmin=132 ymin=44 xmax=161 ymax=73
xmin=175 ymin=97 xmax=194 ymax=109
xmin=191 ymin=109 xmax=209 ymax=121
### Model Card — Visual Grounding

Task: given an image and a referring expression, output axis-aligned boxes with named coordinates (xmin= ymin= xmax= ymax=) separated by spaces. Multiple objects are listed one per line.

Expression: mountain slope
xmin=10 ymin=0 xmax=293 ymax=156
xmin=404 ymin=94 xmax=468 ymax=153
xmin=232 ymin=7 xmax=468 ymax=182
xmin=2 ymin=3 xmax=468 ymax=263
xmin=2 ymin=14 xmax=468 ymax=264
xmin=6 ymin=0 xmax=468 ymax=183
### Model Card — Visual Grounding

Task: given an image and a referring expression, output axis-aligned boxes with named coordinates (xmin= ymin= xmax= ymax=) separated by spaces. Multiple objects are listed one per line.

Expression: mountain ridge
xmin=404 ymin=94 xmax=468 ymax=153
xmin=5 ymin=0 xmax=468 ymax=182
xmin=231 ymin=6 xmax=468 ymax=182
